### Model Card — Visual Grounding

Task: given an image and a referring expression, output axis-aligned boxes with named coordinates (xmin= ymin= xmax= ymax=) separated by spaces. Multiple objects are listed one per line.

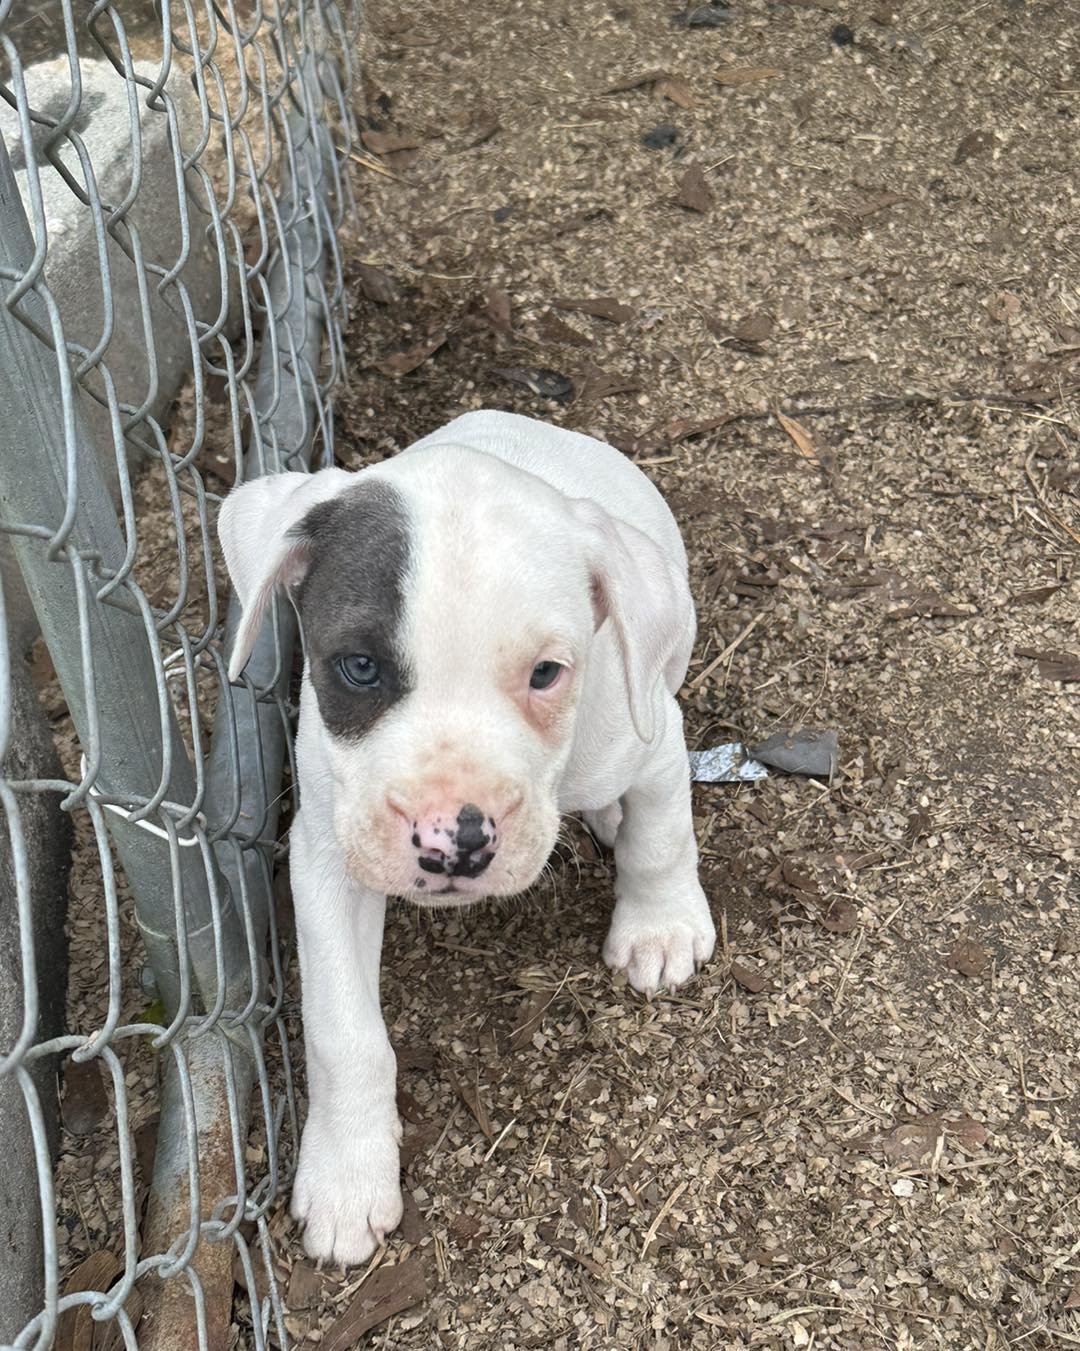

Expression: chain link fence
xmin=0 ymin=0 xmax=360 ymax=1344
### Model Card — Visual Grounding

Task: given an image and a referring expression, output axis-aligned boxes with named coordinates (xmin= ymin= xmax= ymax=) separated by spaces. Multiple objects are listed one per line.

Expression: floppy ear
xmin=573 ymin=499 xmax=692 ymax=743
xmin=217 ymin=467 xmax=352 ymax=682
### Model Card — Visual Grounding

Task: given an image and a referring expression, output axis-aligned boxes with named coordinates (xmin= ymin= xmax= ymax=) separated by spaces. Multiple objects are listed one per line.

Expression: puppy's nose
xmin=409 ymin=802 xmax=497 ymax=878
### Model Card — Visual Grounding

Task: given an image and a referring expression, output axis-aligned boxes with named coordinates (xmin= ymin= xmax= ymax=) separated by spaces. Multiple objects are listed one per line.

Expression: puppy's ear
xmin=573 ymin=499 xmax=692 ymax=743
xmin=217 ymin=468 xmax=351 ymax=682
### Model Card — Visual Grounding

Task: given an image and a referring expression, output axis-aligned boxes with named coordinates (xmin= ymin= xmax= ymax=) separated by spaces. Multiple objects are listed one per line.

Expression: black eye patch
xmin=291 ymin=481 xmax=413 ymax=740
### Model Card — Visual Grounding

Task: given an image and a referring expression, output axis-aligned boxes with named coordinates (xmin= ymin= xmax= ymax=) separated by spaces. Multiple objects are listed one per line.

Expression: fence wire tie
xmin=78 ymin=753 xmax=207 ymax=846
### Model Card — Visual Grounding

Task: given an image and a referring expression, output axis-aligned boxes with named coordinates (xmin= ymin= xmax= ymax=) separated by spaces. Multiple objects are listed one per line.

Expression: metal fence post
xmin=0 ymin=132 xmax=251 ymax=1028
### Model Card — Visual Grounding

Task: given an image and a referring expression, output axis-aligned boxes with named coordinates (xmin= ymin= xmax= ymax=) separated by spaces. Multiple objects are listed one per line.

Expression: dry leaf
xmin=536 ymin=311 xmax=593 ymax=346
xmin=286 ymin=1261 xmax=327 ymax=1311
xmin=511 ymin=989 xmax=555 ymax=1050
xmin=730 ymin=960 xmax=766 ymax=994
xmin=850 ymin=190 xmax=907 ymax=218
xmin=733 ymin=313 xmax=774 ymax=347
xmin=676 ymin=163 xmax=714 ymax=213
xmin=947 ymin=1115 xmax=990 ymax=1150
xmin=886 ymin=593 xmax=976 ymax=620
xmin=776 ymin=411 xmax=819 ymax=463
xmin=447 ymin=1066 xmax=494 ymax=1140
xmin=576 ymin=362 xmax=641 ymax=402
xmin=1065 ymin=1277 xmax=1080 ymax=1310
xmin=355 ymin=263 xmax=400 ymax=305
xmin=714 ymin=66 xmax=782 ymax=87
xmin=63 ymin=1058 xmax=109 ymax=1136
xmin=655 ymin=76 xmax=696 ymax=109
xmin=376 ymin=331 xmax=448 ymax=376
xmin=554 ymin=296 xmax=635 ymax=324
xmin=399 ymin=1188 xmax=429 ymax=1244
xmin=55 ymin=1252 xmax=121 ymax=1351
xmin=1008 ymin=583 xmax=1064 ymax=606
xmin=321 ymin=1255 xmax=437 ymax=1351
xmin=1016 ymin=647 xmax=1080 ymax=682
xmin=603 ymin=68 xmax=671 ymax=94
xmin=948 ymin=936 xmax=988 ymax=978
xmin=820 ymin=899 xmax=858 ymax=933
xmin=663 ymin=414 xmax=729 ymax=442
xmin=361 ymin=129 xmax=421 ymax=156
xmin=466 ymin=112 xmax=500 ymax=148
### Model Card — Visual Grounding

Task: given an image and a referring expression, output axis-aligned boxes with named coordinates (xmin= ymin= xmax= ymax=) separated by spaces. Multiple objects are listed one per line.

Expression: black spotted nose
xmin=413 ymin=803 xmax=497 ymax=879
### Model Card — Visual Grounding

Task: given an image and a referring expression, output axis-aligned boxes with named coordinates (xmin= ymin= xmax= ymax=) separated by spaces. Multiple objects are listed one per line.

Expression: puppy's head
xmin=218 ymin=446 xmax=684 ymax=905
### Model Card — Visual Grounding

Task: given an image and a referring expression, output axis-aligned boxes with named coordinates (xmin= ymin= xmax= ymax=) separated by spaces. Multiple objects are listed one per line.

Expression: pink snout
xmin=399 ymin=801 xmax=499 ymax=883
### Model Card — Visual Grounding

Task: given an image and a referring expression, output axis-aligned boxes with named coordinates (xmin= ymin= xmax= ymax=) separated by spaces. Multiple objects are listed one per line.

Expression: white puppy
xmin=218 ymin=410 xmax=715 ymax=1265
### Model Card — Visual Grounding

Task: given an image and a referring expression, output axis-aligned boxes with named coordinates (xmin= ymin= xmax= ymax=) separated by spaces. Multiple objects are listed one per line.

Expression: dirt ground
xmin=260 ymin=1 xmax=1080 ymax=1348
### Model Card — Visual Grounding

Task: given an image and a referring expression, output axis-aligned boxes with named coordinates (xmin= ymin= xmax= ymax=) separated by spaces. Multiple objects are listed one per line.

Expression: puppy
xmin=218 ymin=410 xmax=715 ymax=1264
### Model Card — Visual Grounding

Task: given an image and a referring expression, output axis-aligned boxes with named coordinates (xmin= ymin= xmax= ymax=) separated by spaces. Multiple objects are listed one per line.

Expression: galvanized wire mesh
xmin=0 ymin=0 xmax=359 ymax=1345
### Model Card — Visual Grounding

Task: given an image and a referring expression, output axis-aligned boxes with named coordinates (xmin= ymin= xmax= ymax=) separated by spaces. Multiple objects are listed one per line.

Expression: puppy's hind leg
xmin=581 ymin=801 xmax=623 ymax=851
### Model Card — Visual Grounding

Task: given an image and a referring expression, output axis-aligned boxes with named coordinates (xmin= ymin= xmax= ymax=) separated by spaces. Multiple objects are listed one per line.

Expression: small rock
xmin=831 ymin=22 xmax=856 ymax=44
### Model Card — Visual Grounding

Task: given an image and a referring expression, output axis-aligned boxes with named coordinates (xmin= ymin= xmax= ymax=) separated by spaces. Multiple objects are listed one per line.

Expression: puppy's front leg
xmin=288 ymin=810 xmax=403 ymax=1265
xmin=603 ymin=699 xmax=716 ymax=996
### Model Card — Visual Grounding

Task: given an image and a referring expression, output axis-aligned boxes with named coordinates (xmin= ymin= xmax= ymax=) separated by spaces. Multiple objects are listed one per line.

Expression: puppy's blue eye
xmin=530 ymin=661 xmax=563 ymax=690
xmin=338 ymin=654 xmax=380 ymax=688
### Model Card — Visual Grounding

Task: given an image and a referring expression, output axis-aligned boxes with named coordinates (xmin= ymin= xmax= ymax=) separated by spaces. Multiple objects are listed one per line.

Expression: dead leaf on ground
xmin=730 ymin=960 xmax=766 ymax=994
xmin=1065 ymin=1277 xmax=1080 ymax=1310
xmin=776 ymin=411 xmax=821 ymax=465
xmin=655 ymin=76 xmax=696 ymax=109
xmin=887 ymin=593 xmax=977 ymax=620
xmin=63 ymin=1057 xmax=110 ymax=1136
xmin=554 ymin=296 xmax=635 ymax=324
xmin=320 ymin=1254 xmax=437 ymax=1351
xmin=948 ymin=936 xmax=989 ymax=978
xmin=576 ymin=362 xmax=641 ymax=402
xmin=355 ymin=263 xmax=400 ymax=305
xmin=603 ymin=68 xmax=671 ymax=93
xmin=676 ymin=163 xmax=713 ymax=213
xmin=947 ymin=1115 xmax=990 ymax=1150
xmin=493 ymin=366 xmax=574 ymax=403
xmin=510 ymin=989 xmax=556 ymax=1050
xmin=535 ymin=311 xmax=593 ymax=346
xmin=376 ymin=331 xmax=447 ymax=377
xmin=820 ymin=898 xmax=859 ymax=934
xmin=484 ymin=287 xmax=512 ymax=337
xmin=447 ymin=1066 xmax=494 ymax=1140
xmin=663 ymin=414 xmax=729 ymax=442
xmin=751 ymin=728 xmax=838 ymax=777
xmin=1016 ymin=647 xmax=1080 ymax=682
xmin=399 ymin=1188 xmax=429 ymax=1244
xmin=954 ymin=129 xmax=993 ymax=164
xmin=465 ymin=112 xmax=500 ymax=148
xmin=361 ymin=129 xmax=421 ymax=156
xmin=850 ymin=190 xmax=908 ymax=218
xmin=714 ymin=66 xmax=782 ymax=87
xmin=1009 ymin=583 xmax=1064 ymax=606
xmin=286 ymin=1261 xmax=327 ymax=1311
xmin=55 ymin=1251 xmax=121 ymax=1351
xmin=732 ymin=313 xmax=775 ymax=348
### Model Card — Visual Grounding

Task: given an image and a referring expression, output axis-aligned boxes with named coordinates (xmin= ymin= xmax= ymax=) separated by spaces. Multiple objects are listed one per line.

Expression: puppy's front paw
xmin=603 ymin=892 xmax=716 ymax=997
xmin=291 ymin=1112 xmax=403 ymax=1266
